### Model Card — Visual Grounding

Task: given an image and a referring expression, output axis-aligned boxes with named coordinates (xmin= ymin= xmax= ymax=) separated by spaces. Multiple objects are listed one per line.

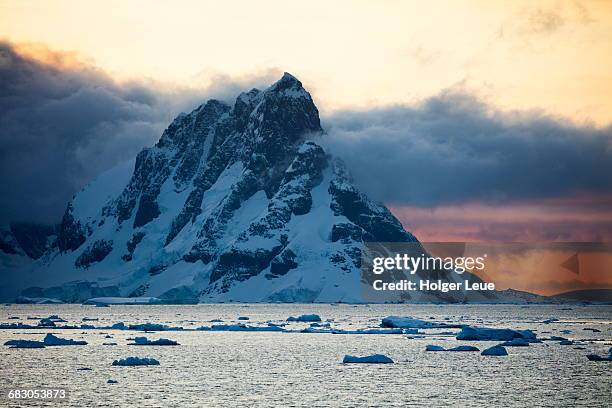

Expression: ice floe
xmin=127 ymin=323 xmax=183 ymax=331
xmin=112 ymin=357 xmax=160 ymax=366
xmin=481 ymin=345 xmax=508 ymax=356
xmin=287 ymin=314 xmax=322 ymax=322
xmin=198 ymin=324 xmax=284 ymax=332
xmin=381 ymin=316 xmax=462 ymax=329
xmin=586 ymin=354 xmax=612 ymax=361
xmin=4 ymin=339 xmax=45 ymax=348
xmin=43 ymin=333 xmax=87 ymax=346
xmin=301 ymin=327 xmax=404 ymax=335
xmin=129 ymin=336 xmax=179 ymax=346
xmin=500 ymin=338 xmax=530 ymax=347
xmin=342 ymin=354 xmax=394 ymax=364
xmin=425 ymin=345 xmax=479 ymax=352
xmin=456 ymin=326 xmax=537 ymax=341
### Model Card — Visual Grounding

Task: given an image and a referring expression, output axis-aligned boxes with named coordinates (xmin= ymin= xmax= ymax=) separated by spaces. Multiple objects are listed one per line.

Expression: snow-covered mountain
xmin=1 ymin=73 xmax=492 ymax=303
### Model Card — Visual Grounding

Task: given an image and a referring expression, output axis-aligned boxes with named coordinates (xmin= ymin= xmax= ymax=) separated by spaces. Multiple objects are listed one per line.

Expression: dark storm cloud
xmin=322 ymin=91 xmax=612 ymax=207
xmin=0 ymin=42 xmax=277 ymax=225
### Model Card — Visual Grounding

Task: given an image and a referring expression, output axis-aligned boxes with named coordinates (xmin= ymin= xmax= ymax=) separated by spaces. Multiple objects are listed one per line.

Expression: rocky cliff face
xmin=1 ymin=73 xmax=489 ymax=303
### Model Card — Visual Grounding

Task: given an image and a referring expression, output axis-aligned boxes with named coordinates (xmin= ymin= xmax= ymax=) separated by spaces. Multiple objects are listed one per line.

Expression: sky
xmin=0 ymin=0 xmax=611 ymax=294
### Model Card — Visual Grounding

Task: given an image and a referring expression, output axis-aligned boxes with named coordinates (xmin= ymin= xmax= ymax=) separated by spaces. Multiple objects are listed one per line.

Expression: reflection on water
xmin=0 ymin=304 xmax=611 ymax=407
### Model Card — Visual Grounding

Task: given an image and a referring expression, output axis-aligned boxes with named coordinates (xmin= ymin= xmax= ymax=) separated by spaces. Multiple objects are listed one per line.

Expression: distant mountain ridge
xmin=1 ymin=73 xmax=491 ymax=303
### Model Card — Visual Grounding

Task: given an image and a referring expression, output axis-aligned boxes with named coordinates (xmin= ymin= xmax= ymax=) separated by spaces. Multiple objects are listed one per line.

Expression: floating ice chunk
xmin=38 ymin=319 xmax=56 ymax=327
xmin=237 ymin=316 xmax=249 ymax=321
xmin=456 ymin=327 xmax=536 ymax=341
xmin=107 ymin=379 xmax=118 ymax=384
xmin=448 ymin=345 xmax=480 ymax=352
xmin=0 ymin=323 xmax=36 ymax=329
xmin=4 ymin=339 xmax=45 ymax=348
xmin=542 ymin=318 xmax=559 ymax=324
xmin=342 ymin=354 xmax=394 ymax=364
xmin=381 ymin=316 xmax=462 ymax=329
xmin=111 ymin=322 xmax=126 ymax=330
xmin=210 ymin=319 xmax=223 ymax=322
xmin=300 ymin=327 xmax=404 ymax=335
xmin=481 ymin=345 xmax=508 ymax=356
xmin=128 ymin=323 xmax=182 ymax=331
xmin=198 ymin=324 xmax=285 ymax=332
xmin=130 ymin=336 xmax=179 ymax=346
xmin=43 ymin=333 xmax=87 ymax=346
xmin=287 ymin=314 xmax=322 ymax=322
xmin=586 ymin=354 xmax=612 ymax=361
xmin=82 ymin=317 xmax=99 ymax=321
xmin=500 ymin=338 xmax=530 ymax=347
xmin=112 ymin=357 xmax=160 ymax=366
xmin=81 ymin=324 xmax=96 ymax=329
xmin=425 ymin=345 xmax=479 ymax=352
xmin=309 ymin=322 xmax=331 ymax=328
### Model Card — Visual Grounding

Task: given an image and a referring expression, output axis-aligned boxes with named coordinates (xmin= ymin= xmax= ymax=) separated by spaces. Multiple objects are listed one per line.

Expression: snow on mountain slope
xmin=0 ymin=73 xmax=492 ymax=303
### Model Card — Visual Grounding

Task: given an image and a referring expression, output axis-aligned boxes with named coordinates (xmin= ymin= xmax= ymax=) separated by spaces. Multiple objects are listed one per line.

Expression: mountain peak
xmin=268 ymin=72 xmax=304 ymax=93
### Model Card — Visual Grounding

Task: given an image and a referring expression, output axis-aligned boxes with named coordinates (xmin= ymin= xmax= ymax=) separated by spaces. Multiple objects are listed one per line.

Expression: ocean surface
xmin=0 ymin=304 xmax=610 ymax=407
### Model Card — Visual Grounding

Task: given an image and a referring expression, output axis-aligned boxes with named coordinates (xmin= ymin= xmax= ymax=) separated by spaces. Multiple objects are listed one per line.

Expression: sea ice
xmin=583 ymin=328 xmax=601 ymax=332
xmin=128 ymin=323 xmax=182 ymax=331
xmin=199 ymin=324 xmax=285 ymax=332
xmin=43 ymin=333 xmax=87 ymax=346
xmin=500 ymin=338 xmax=530 ymax=347
xmin=425 ymin=345 xmax=479 ymax=352
xmin=300 ymin=327 xmax=404 ymax=335
xmin=287 ymin=314 xmax=322 ymax=322
xmin=381 ymin=316 xmax=462 ymax=329
xmin=130 ymin=336 xmax=179 ymax=346
xmin=448 ymin=345 xmax=480 ymax=352
xmin=112 ymin=357 xmax=160 ymax=366
xmin=456 ymin=326 xmax=536 ymax=341
xmin=342 ymin=354 xmax=394 ymax=364
xmin=481 ymin=345 xmax=508 ymax=356
xmin=237 ymin=316 xmax=250 ymax=320
xmin=4 ymin=339 xmax=45 ymax=348
xmin=586 ymin=354 xmax=612 ymax=361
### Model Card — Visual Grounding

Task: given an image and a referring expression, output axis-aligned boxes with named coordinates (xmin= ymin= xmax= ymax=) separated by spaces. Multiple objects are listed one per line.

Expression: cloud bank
xmin=1 ymin=40 xmax=611 ymax=240
xmin=0 ymin=42 xmax=277 ymax=225
xmin=323 ymin=92 xmax=612 ymax=208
